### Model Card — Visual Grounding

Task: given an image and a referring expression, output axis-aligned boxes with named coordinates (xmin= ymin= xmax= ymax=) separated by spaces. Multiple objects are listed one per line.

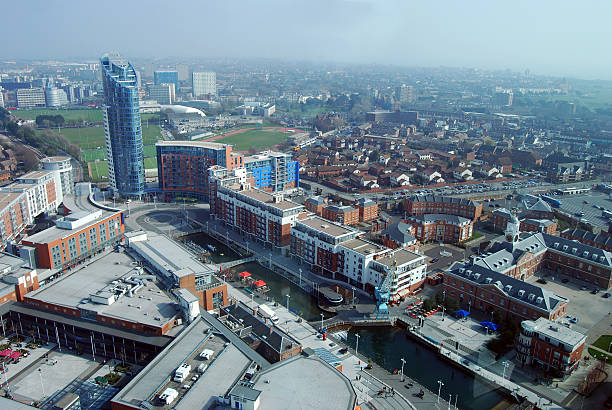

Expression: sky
xmin=3 ymin=0 xmax=611 ymax=80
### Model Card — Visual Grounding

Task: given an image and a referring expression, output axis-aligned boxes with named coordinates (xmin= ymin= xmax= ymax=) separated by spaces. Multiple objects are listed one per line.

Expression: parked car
xmin=338 ymin=347 xmax=349 ymax=355
xmin=537 ymin=278 xmax=547 ymax=284
xmin=430 ymin=257 xmax=439 ymax=263
xmin=603 ymin=292 xmax=611 ymax=298
xmin=562 ymin=278 xmax=569 ymax=283
xmin=570 ymin=317 xmax=579 ymax=324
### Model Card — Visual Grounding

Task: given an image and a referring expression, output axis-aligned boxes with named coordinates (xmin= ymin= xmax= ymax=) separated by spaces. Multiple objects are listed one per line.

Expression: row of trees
xmin=35 ymin=114 xmax=65 ymax=128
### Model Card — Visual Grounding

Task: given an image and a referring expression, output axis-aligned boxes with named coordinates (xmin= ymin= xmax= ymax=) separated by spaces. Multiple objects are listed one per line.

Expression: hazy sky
xmin=3 ymin=0 xmax=611 ymax=80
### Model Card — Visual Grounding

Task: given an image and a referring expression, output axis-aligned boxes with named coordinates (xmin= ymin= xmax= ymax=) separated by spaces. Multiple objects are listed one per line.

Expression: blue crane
xmin=373 ymin=259 xmax=397 ymax=320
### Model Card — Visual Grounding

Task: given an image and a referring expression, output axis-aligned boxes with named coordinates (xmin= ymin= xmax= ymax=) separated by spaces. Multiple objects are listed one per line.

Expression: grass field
xmin=38 ymin=124 xmax=162 ymax=150
xmin=215 ymin=129 xmax=292 ymax=151
xmin=88 ymin=161 xmax=109 ymax=183
xmin=144 ymin=157 xmax=157 ymax=169
xmin=593 ymin=335 xmax=612 ymax=351
xmin=82 ymin=149 xmax=106 ymax=162
xmin=15 ymin=108 xmax=160 ymax=124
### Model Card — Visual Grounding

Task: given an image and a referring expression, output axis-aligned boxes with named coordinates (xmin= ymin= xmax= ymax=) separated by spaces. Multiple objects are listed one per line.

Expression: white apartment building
xmin=192 ymin=71 xmax=216 ymax=97
xmin=41 ymin=156 xmax=74 ymax=196
xmin=16 ymin=88 xmax=46 ymax=108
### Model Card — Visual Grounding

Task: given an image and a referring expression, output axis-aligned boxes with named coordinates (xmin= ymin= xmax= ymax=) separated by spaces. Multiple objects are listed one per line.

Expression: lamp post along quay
xmin=355 ymin=334 xmax=360 ymax=359
xmin=400 ymin=358 xmax=406 ymax=382
xmin=286 ymin=294 xmax=291 ymax=312
xmin=437 ymin=380 xmax=444 ymax=404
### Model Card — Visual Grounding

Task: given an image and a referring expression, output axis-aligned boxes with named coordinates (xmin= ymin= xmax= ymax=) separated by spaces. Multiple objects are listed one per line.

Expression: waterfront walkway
xmin=220 ymin=276 xmax=450 ymax=409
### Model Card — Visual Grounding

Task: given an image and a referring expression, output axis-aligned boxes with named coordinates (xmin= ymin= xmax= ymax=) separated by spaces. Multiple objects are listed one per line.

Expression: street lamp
xmin=502 ymin=361 xmax=510 ymax=379
xmin=286 ymin=294 xmax=291 ymax=313
xmin=448 ymin=394 xmax=452 ymax=410
xmin=355 ymin=334 xmax=360 ymax=358
xmin=437 ymin=380 xmax=444 ymax=404
xmin=320 ymin=313 xmax=324 ymax=332
xmin=400 ymin=358 xmax=406 ymax=382
xmin=468 ymin=299 xmax=471 ymax=313
xmin=38 ymin=368 xmax=44 ymax=399
xmin=299 ymin=268 xmax=302 ymax=286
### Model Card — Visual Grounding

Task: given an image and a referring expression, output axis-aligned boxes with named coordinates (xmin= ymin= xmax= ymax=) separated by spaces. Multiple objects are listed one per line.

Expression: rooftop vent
xmin=536 ymin=297 xmax=543 ymax=304
xmin=504 ymin=285 xmax=512 ymax=292
xmin=592 ymin=254 xmax=598 ymax=260
xmin=571 ymin=248 xmax=577 ymax=254
xmin=321 ymin=224 xmax=329 ymax=229
xmin=473 ymin=273 xmax=480 ymax=280
xmin=562 ymin=245 xmax=568 ymax=251
xmin=459 ymin=268 xmax=465 ymax=274
xmin=485 ymin=277 xmax=492 ymax=284
xmin=517 ymin=290 xmax=525 ymax=298
xmin=583 ymin=251 xmax=589 ymax=257
xmin=528 ymin=294 xmax=535 ymax=301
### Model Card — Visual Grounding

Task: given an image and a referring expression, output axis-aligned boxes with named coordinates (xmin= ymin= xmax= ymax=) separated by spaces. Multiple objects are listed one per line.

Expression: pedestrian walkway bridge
xmin=218 ymin=256 xmax=256 ymax=270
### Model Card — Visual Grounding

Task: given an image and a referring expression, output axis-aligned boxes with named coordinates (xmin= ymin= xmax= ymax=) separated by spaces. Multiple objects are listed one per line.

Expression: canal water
xmin=228 ymin=262 xmax=326 ymax=322
xmin=345 ymin=328 xmax=508 ymax=410
xmin=184 ymin=232 xmax=508 ymax=408
xmin=184 ymin=232 xmax=240 ymax=264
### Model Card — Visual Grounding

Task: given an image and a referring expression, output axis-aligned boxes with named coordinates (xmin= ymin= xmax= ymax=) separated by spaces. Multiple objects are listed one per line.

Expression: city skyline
xmin=1 ymin=0 xmax=611 ymax=81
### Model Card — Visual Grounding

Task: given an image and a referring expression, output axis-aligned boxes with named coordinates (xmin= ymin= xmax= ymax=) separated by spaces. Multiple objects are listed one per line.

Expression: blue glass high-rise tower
xmin=101 ymin=53 xmax=144 ymax=198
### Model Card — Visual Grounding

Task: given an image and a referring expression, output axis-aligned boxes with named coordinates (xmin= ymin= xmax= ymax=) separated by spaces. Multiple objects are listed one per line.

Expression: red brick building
xmin=321 ymin=204 xmax=359 ymax=226
xmin=21 ymin=210 xmax=125 ymax=271
xmin=488 ymin=208 xmax=513 ymax=232
xmin=520 ymin=219 xmax=557 ymax=235
xmin=304 ymin=196 xmax=328 ymax=216
xmin=403 ymin=195 xmax=482 ymax=221
xmin=560 ymin=228 xmax=612 ymax=252
xmin=356 ymin=198 xmax=379 ymax=222
xmin=443 ymin=265 xmax=568 ymax=322
xmin=516 ymin=317 xmax=586 ymax=376
xmin=0 ymin=192 xmax=30 ymax=249
xmin=406 ymin=214 xmax=473 ymax=244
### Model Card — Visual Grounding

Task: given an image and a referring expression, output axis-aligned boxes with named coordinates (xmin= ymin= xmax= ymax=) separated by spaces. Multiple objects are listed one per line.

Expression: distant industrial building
xmin=153 ymin=70 xmax=179 ymax=89
xmin=44 ymin=87 xmax=69 ymax=107
xmin=149 ymin=83 xmax=175 ymax=105
xmin=192 ymin=71 xmax=216 ymax=98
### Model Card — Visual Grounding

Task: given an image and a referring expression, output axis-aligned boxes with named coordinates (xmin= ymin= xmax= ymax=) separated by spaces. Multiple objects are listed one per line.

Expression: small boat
xmin=207 ymin=245 xmax=217 ymax=252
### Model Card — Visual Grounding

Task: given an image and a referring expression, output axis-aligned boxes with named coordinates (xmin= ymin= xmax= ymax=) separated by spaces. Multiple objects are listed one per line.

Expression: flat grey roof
xmin=376 ymin=248 xmax=423 ymax=268
xmin=114 ymin=318 xmax=212 ymax=406
xmin=525 ymin=318 xmax=586 ymax=347
xmin=252 ymin=355 xmax=356 ymax=410
xmin=0 ymin=252 xmax=25 ymax=272
xmin=156 ymin=140 xmax=230 ymax=149
xmin=23 ymin=210 xmax=121 ymax=244
xmin=340 ymin=238 xmax=386 ymax=255
xmin=238 ymin=189 xmax=303 ymax=211
xmin=25 ymin=251 xmax=177 ymax=328
xmin=130 ymin=232 xmax=219 ymax=279
xmin=298 ymin=216 xmax=356 ymax=238
xmin=176 ymin=343 xmax=251 ymax=410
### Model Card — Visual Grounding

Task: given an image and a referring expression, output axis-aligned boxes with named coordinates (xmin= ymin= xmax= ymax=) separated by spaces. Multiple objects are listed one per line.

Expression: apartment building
xmin=406 ymin=213 xmax=473 ymax=244
xmin=243 ymin=151 xmax=300 ymax=192
xmin=321 ymin=204 xmax=359 ymax=226
xmin=516 ymin=317 xmax=586 ymax=376
xmin=21 ymin=210 xmax=125 ymax=271
xmin=0 ymin=192 xmax=30 ymax=249
xmin=211 ymin=182 xmax=306 ymax=249
xmin=290 ymin=216 xmax=426 ymax=296
xmin=156 ymin=140 xmax=243 ymax=201
xmin=16 ymin=88 xmax=45 ymax=108
xmin=356 ymin=197 xmax=378 ymax=222
xmin=403 ymin=195 xmax=482 ymax=221
xmin=304 ymin=196 xmax=328 ymax=215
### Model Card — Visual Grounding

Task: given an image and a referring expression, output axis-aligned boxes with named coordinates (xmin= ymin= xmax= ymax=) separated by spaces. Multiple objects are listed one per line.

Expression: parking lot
xmin=556 ymin=193 xmax=612 ymax=230
xmin=526 ymin=273 xmax=611 ymax=329
xmin=10 ymin=350 xmax=99 ymax=403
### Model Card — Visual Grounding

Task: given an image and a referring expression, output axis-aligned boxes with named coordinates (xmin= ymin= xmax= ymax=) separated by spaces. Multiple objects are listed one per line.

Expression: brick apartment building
xmin=403 ymin=195 xmax=482 ymax=221
xmin=156 ymin=140 xmax=242 ymax=201
xmin=321 ymin=204 xmax=359 ymax=226
xmin=304 ymin=196 xmax=328 ymax=216
xmin=211 ymin=182 xmax=306 ymax=249
xmin=521 ymin=219 xmax=557 ymax=235
xmin=516 ymin=317 xmax=586 ymax=376
xmin=356 ymin=198 xmax=379 ymax=222
xmin=0 ymin=192 xmax=30 ymax=249
xmin=406 ymin=213 xmax=473 ymax=244
xmin=21 ymin=210 xmax=125 ymax=271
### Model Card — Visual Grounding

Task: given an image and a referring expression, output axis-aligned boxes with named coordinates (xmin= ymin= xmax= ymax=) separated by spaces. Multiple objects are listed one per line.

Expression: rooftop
xmin=340 ymin=238 xmax=386 ymax=256
xmin=40 ymin=156 xmax=70 ymax=163
xmin=0 ymin=192 xmax=24 ymax=209
xmin=446 ymin=263 xmax=567 ymax=313
xmin=17 ymin=170 xmax=54 ymax=181
xmin=155 ymin=140 xmax=230 ymax=150
xmin=376 ymin=248 xmax=423 ymax=269
xmin=24 ymin=251 xmax=178 ymax=329
xmin=409 ymin=213 xmax=471 ymax=226
xmin=23 ymin=210 xmax=121 ymax=244
xmin=407 ymin=194 xmax=480 ymax=207
xmin=237 ymin=188 xmax=304 ymax=211
xmin=129 ymin=231 xmax=219 ymax=279
xmin=523 ymin=317 xmax=587 ymax=348
xmin=251 ymin=355 xmax=356 ymax=410
xmin=297 ymin=216 xmax=358 ymax=238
